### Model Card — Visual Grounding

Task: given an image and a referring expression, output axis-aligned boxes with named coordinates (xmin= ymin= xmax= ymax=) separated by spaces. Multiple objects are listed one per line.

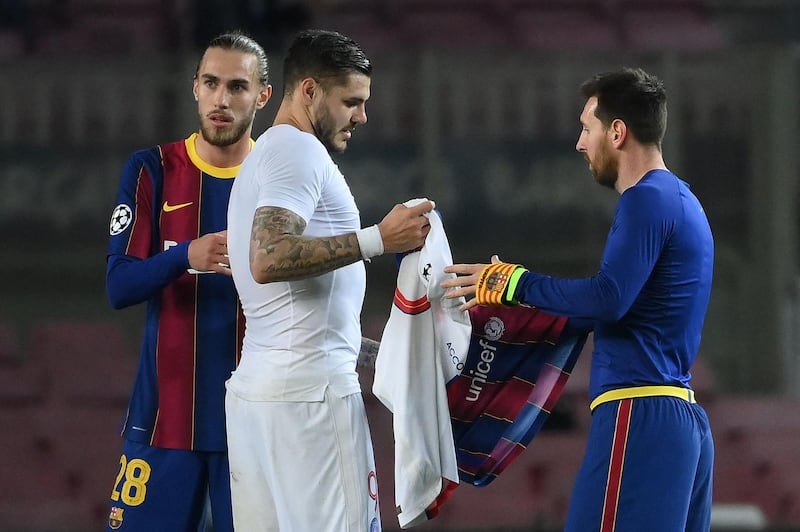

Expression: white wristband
xmin=355 ymin=224 xmax=384 ymax=261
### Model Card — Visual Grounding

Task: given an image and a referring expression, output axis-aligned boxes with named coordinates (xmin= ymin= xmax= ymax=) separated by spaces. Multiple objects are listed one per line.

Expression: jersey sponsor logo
xmin=109 ymin=204 xmax=133 ymax=236
xmin=446 ymin=341 xmax=464 ymax=372
xmin=162 ymin=200 xmax=193 ymax=212
xmin=483 ymin=316 xmax=505 ymax=341
xmin=465 ymin=338 xmax=497 ymax=402
xmin=108 ymin=506 xmax=124 ymax=529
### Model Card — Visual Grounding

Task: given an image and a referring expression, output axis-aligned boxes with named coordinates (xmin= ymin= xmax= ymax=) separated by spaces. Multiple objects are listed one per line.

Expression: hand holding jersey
xmin=187 ymin=230 xmax=231 ymax=274
xmin=376 ymin=200 xmax=435 ymax=253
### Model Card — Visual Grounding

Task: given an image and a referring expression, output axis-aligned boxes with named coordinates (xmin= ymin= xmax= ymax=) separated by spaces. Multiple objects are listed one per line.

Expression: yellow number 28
xmin=110 ymin=455 xmax=151 ymax=506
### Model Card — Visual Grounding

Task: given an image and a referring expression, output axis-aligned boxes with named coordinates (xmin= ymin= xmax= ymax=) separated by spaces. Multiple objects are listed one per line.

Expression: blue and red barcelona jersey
xmin=447 ymin=305 xmax=587 ymax=486
xmin=106 ymin=133 xmax=246 ymax=451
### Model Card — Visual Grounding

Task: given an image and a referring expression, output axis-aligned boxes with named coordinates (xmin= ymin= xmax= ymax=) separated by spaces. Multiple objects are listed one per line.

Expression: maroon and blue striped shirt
xmin=106 ymin=134 xmax=244 ymax=451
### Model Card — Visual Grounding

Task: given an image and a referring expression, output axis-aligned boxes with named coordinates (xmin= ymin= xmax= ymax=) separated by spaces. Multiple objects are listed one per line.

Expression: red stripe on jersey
xmin=393 ymin=288 xmax=431 ymax=315
xmin=469 ymin=304 xmax=567 ymax=345
xmin=151 ymin=146 xmax=203 ymax=448
xmin=529 ymin=363 xmax=569 ymax=412
xmin=127 ymin=165 xmax=155 ymax=259
xmin=601 ymin=398 xmax=633 ymax=532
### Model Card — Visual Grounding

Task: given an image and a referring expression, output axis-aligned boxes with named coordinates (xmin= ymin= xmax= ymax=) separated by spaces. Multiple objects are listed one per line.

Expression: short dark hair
xmin=282 ymin=29 xmax=372 ymax=95
xmin=580 ymin=67 xmax=667 ymax=147
xmin=195 ymin=31 xmax=269 ymax=86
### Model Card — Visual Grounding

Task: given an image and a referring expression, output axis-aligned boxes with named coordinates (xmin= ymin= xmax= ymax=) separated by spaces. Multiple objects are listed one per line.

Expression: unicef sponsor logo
xmin=483 ymin=316 xmax=504 ymax=341
xmin=370 ymin=517 xmax=380 ymax=531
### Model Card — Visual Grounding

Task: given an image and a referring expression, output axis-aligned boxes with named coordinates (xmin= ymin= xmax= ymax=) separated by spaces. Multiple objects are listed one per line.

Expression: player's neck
xmin=193 ymin=132 xmax=252 ymax=168
xmin=616 ymin=146 xmax=667 ymax=194
xmin=273 ymin=98 xmax=314 ymax=134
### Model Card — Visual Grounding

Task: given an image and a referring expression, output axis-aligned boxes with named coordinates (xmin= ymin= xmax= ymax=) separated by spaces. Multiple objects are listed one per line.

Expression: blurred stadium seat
xmin=510 ymin=3 xmax=619 ymax=51
xmin=28 ymin=319 xmax=136 ymax=407
xmin=618 ymin=0 xmax=726 ymax=51
xmin=707 ymin=395 xmax=800 ymax=526
xmin=398 ymin=7 xmax=510 ymax=50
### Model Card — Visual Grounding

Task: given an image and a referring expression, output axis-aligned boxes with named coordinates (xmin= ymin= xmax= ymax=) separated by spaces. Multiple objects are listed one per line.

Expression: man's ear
xmin=610 ymin=119 xmax=627 ymax=147
xmin=300 ymin=78 xmax=318 ymax=105
xmin=256 ymin=84 xmax=273 ymax=109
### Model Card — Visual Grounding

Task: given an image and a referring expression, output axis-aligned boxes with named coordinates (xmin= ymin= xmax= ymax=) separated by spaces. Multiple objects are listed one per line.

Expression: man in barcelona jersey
xmin=443 ymin=67 xmax=715 ymax=532
xmin=104 ymin=31 xmax=272 ymax=532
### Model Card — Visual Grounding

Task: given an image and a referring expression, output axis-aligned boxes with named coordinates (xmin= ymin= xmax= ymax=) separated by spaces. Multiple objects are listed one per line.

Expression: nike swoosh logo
xmin=163 ymin=201 xmax=193 ymax=212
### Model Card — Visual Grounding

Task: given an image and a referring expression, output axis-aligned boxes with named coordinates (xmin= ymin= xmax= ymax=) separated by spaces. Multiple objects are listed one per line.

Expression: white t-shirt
xmin=226 ymin=124 xmax=365 ymax=401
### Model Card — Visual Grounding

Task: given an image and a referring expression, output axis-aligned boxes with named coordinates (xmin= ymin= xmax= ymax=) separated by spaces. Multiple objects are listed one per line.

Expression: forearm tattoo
xmin=250 ymin=206 xmax=362 ymax=281
xmin=357 ymin=336 xmax=380 ymax=368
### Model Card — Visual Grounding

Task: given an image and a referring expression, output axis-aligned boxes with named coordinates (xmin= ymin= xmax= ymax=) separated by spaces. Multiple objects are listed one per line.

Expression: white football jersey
xmin=373 ymin=202 xmax=472 ymax=528
xmin=227 ymin=124 xmax=365 ymax=401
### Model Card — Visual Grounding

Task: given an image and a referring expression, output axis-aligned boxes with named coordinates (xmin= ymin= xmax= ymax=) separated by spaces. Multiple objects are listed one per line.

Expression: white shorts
xmin=225 ymin=386 xmax=381 ymax=532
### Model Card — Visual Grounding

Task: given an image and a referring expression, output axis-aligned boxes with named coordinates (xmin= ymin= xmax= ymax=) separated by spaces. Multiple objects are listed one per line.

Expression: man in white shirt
xmin=226 ymin=29 xmax=435 ymax=531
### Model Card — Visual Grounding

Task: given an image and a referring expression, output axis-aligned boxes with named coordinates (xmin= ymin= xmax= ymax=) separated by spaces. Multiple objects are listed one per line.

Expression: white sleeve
xmin=255 ymin=131 xmax=329 ymax=223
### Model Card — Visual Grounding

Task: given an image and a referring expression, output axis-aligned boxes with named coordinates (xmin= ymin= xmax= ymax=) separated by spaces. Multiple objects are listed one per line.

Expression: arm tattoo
xmin=250 ymin=205 xmax=363 ymax=281
xmin=357 ymin=336 xmax=380 ymax=368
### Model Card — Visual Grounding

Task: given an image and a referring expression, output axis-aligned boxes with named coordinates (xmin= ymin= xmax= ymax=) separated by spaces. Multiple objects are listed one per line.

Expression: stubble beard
xmin=590 ymin=144 xmax=618 ymax=190
xmin=314 ymin=104 xmax=347 ymax=154
xmin=199 ymin=104 xmax=256 ymax=147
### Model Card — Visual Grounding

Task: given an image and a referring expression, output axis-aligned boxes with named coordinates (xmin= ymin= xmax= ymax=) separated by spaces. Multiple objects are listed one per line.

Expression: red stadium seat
xmin=398 ymin=8 xmax=511 ymax=50
xmin=511 ymin=5 xmax=619 ymax=51
xmin=28 ymin=319 xmax=137 ymax=408
xmin=618 ymin=4 xmax=726 ymax=52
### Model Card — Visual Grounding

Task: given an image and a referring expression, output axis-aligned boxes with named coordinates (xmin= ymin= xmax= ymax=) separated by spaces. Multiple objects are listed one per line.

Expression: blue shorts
xmin=565 ymin=394 xmax=714 ymax=532
xmin=106 ymin=439 xmax=233 ymax=532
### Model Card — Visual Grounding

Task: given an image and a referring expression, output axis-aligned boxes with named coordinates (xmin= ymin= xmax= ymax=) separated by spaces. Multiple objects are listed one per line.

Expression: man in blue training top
xmin=442 ymin=67 xmax=715 ymax=532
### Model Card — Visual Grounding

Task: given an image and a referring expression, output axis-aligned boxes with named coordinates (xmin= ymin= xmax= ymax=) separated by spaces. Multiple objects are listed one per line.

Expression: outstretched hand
xmin=378 ymin=200 xmax=436 ymax=253
xmin=442 ymin=255 xmax=502 ymax=310
xmin=188 ymin=231 xmax=231 ymax=275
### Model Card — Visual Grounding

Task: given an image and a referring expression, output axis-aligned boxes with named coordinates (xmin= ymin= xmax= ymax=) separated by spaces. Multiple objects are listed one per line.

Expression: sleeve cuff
xmin=503 ymin=266 xmax=527 ymax=305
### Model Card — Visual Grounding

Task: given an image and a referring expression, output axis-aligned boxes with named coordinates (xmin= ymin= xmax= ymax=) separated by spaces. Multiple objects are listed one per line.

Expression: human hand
xmin=377 ymin=200 xmax=436 ymax=253
xmin=188 ymin=230 xmax=231 ymax=275
xmin=443 ymin=255 xmax=521 ymax=310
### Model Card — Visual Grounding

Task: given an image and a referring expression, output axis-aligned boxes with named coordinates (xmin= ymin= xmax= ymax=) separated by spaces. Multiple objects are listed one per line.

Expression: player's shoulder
xmin=263 ymin=125 xmax=326 ymax=154
xmin=627 ymin=170 xmax=682 ymax=201
xmin=618 ymin=171 xmax=677 ymax=221
xmin=125 ymin=139 xmax=183 ymax=166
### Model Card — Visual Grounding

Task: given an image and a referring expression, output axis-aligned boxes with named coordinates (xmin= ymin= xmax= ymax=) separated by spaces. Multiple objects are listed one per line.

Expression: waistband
xmin=590 ymin=385 xmax=696 ymax=412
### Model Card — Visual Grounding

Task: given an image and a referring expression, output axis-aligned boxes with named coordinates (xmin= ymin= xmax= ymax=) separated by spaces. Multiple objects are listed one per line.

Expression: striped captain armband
xmin=475 ymin=262 xmax=527 ymax=305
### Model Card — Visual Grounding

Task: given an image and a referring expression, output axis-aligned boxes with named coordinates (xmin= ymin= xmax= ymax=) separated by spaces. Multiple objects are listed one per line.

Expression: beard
xmin=589 ymin=142 xmax=618 ymax=189
xmin=313 ymin=103 xmax=346 ymax=153
xmin=199 ymin=104 xmax=256 ymax=147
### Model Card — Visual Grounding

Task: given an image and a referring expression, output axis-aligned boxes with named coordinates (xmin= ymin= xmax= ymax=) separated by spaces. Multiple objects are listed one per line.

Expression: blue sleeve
xmin=564 ymin=317 xmax=595 ymax=335
xmin=514 ymin=185 xmax=669 ymax=321
xmin=105 ymin=242 xmax=190 ymax=309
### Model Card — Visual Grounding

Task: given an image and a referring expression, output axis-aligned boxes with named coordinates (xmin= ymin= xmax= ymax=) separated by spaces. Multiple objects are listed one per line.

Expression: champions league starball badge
xmin=483 ymin=316 xmax=504 ymax=341
xmin=109 ymin=204 xmax=133 ymax=236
